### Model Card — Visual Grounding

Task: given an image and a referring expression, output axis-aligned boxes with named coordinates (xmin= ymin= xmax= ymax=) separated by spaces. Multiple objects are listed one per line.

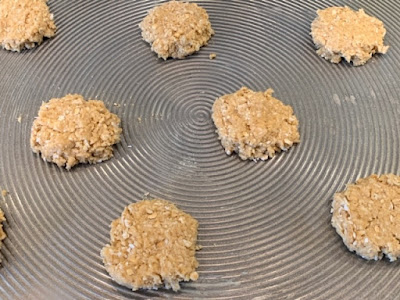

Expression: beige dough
xmin=310 ymin=6 xmax=389 ymax=66
xmin=30 ymin=94 xmax=122 ymax=170
xmin=332 ymin=174 xmax=400 ymax=261
xmin=212 ymin=87 xmax=300 ymax=161
xmin=139 ymin=1 xmax=214 ymax=59
xmin=101 ymin=199 xmax=200 ymax=291
xmin=0 ymin=0 xmax=56 ymax=52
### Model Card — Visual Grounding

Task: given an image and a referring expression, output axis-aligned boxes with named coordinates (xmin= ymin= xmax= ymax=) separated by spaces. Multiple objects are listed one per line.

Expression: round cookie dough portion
xmin=101 ymin=199 xmax=200 ymax=291
xmin=310 ymin=6 xmax=389 ymax=66
xmin=332 ymin=174 xmax=400 ymax=261
xmin=0 ymin=0 xmax=56 ymax=52
xmin=30 ymin=94 xmax=122 ymax=170
xmin=139 ymin=0 xmax=214 ymax=60
xmin=212 ymin=87 xmax=300 ymax=161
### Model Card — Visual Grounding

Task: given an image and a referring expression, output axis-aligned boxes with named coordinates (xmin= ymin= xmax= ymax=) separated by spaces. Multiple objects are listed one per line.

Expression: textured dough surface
xmin=30 ymin=94 xmax=122 ymax=170
xmin=139 ymin=0 xmax=214 ymax=59
xmin=0 ymin=0 xmax=56 ymax=52
xmin=311 ymin=6 xmax=388 ymax=66
xmin=101 ymin=199 xmax=199 ymax=291
xmin=212 ymin=87 xmax=300 ymax=161
xmin=332 ymin=174 xmax=400 ymax=261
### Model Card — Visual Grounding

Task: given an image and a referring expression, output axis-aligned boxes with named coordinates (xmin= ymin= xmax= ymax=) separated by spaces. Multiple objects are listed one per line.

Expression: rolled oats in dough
xmin=101 ymin=199 xmax=200 ymax=292
xmin=212 ymin=87 xmax=300 ymax=161
xmin=30 ymin=94 xmax=122 ymax=170
xmin=139 ymin=0 xmax=214 ymax=60
xmin=310 ymin=6 xmax=389 ymax=66
xmin=332 ymin=174 xmax=400 ymax=261
xmin=0 ymin=0 xmax=56 ymax=52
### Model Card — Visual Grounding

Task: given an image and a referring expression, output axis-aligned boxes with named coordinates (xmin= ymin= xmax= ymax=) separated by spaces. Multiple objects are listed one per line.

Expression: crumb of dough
xmin=310 ymin=6 xmax=389 ymax=66
xmin=332 ymin=174 xmax=400 ymax=261
xmin=17 ymin=115 xmax=22 ymax=123
xmin=101 ymin=199 xmax=200 ymax=292
xmin=30 ymin=94 xmax=122 ymax=170
xmin=209 ymin=53 xmax=217 ymax=59
xmin=1 ymin=190 xmax=7 ymax=197
xmin=139 ymin=1 xmax=214 ymax=60
xmin=0 ymin=209 xmax=6 ymax=260
xmin=0 ymin=0 xmax=56 ymax=52
xmin=212 ymin=87 xmax=300 ymax=161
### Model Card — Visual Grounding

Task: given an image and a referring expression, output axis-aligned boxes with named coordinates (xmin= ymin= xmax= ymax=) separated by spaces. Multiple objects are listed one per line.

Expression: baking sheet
xmin=0 ymin=0 xmax=400 ymax=299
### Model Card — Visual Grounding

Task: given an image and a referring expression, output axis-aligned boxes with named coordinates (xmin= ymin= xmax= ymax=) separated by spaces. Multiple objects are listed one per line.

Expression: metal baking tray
xmin=0 ymin=1 xmax=399 ymax=299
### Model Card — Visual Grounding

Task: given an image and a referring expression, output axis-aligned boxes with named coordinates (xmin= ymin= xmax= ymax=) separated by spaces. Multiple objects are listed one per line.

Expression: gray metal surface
xmin=0 ymin=0 xmax=399 ymax=299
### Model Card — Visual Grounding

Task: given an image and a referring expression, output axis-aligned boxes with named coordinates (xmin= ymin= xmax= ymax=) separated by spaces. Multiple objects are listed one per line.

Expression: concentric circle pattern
xmin=0 ymin=0 xmax=400 ymax=299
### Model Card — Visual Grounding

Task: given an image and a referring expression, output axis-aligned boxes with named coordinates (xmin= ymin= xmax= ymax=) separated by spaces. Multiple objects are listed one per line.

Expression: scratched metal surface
xmin=0 ymin=1 xmax=399 ymax=299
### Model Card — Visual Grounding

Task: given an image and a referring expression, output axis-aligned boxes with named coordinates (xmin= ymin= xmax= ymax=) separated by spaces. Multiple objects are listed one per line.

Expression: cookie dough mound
xmin=139 ymin=1 xmax=214 ymax=59
xmin=0 ymin=209 xmax=5 ymax=260
xmin=212 ymin=87 xmax=300 ymax=161
xmin=0 ymin=0 xmax=56 ymax=52
xmin=332 ymin=174 xmax=400 ymax=261
xmin=311 ymin=6 xmax=389 ymax=66
xmin=101 ymin=199 xmax=200 ymax=291
xmin=30 ymin=94 xmax=122 ymax=170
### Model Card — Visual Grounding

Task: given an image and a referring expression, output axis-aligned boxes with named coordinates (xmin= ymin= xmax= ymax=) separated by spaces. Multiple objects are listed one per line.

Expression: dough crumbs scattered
xmin=101 ymin=199 xmax=200 ymax=292
xmin=332 ymin=174 xmax=400 ymax=261
xmin=139 ymin=1 xmax=214 ymax=59
xmin=0 ymin=0 xmax=56 ymax=52
xmin=1 ymin=190 xmax=7 ymax=197
xmin=209 ymin=53 xmax=217 ymax=59
xmin=311 ymin=6 xmax=389 ymax=66
xmin=212 ymin=87 xmax=300 ymax=161
xmin=17 ymin=115 xmax=22 ymax=123
xmin=30 ymin=94 xmax=122 ymax=170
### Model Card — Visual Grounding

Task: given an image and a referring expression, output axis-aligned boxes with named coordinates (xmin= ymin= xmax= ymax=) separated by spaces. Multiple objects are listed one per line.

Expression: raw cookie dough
xmin=0 ymin=0 xmax=56 ymax=52
xmin=139 ymin=0 xmax=214 ymax=59
xmin=310 ymin=6 xmax=389 ymax=66
xmin=332 ymin=174 xmax=400 ymax=261
xmin=212 ymin=87 xmax=300 ymax=161
xmin=0 ymin=209 xmax=6 ymax=262
xmin=30 ymin=94 xmax=122 ymax=170
xmin=101 ymin=199 xmax=200 ymax=291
